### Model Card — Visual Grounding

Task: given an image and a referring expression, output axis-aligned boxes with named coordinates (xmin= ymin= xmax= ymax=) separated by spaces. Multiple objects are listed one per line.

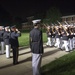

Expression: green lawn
xmin=18 ymin=32 xmax=47 ymax=47
xmin=41 ymin=51 xmax=75 ymax=75
xmin=18 ymin=33 xmax=29 ymax=47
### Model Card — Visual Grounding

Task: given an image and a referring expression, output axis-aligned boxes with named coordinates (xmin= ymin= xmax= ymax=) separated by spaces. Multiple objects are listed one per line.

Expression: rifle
xmin=43 ymin=23 xmax=46 ymax=27
xmin=57 ymin=21 xmax=69 ymax=35
xmin=43 ymin=23 xmax=49 ymax=29
xmin=50 ymin=23 xmax=55 ymax=33
xmin=57 ymin=20 xmax=61 ymax=25
xmin=64 ymin=21 xmax=69 ymax=25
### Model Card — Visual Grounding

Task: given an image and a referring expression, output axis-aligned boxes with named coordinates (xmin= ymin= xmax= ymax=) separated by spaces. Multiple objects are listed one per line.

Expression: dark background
xmin=0 ymin=0 xmax=75 ymax=25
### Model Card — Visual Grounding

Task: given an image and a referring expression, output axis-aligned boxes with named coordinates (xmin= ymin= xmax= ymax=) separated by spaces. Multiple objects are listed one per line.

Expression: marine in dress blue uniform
xmin=29 ymin=19 xmax=44 ymax=75
xmin=61 ymin=26 xmax=69 ymax=52
xmin=73 ymin=27 xmax=75 ymax=49
xmin=10 ymin=25 xmax=21 ymax=65
xmin=3 ymin=26 xmax=11 ymax=58
xmin=46 ymin=26 xmax=52 ymax=46
xmin=51 ymin=26 xmax=56 ymax=46
xmin=68 ymin=27 xmax=73 ymax=50
xmin=0 ymin=26 xmax=5 ymax=54
xmin=54 ymin=26 xmax=61 ymax=48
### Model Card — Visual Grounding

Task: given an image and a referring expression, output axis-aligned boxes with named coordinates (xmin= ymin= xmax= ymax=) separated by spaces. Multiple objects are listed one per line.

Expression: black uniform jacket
xmin=30 ymin=28 xmax=44 ymax=54
xmin=55 ymin=31 xmax=60 ymax=38
xmin=10 ymin=31 xmax=21 ymax=48
xmin=3 ymin=31 xmax=11 ymax=45
xmin=46 ymin=30 xmax=52 ymax=37
xmin=62 ymin=31 xmax=69 ymax=40
xmin=0 ymin=30 xmax=4 ymax=42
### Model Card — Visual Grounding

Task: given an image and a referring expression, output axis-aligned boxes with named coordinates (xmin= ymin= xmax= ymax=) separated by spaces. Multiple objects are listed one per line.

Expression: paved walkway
xmin=0 ymin=45 xmax=69 ymax=75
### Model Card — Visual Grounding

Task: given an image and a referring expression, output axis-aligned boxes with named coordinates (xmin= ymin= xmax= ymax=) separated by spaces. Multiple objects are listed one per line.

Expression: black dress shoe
xmin=13 ymin=62 xmax=18 ymax=65
xmin=65 ymin=51 xmax=70 ymax=52
xmin=16 ymin=62 xmax=19 ymax=64
xmin=13 ymin=63 xmax=19 ymax=65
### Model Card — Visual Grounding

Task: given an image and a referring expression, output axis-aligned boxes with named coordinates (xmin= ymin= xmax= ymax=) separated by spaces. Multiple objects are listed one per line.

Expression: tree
xmin=43 ymin=7 xmax=62 ymax=24
xmin=11 ymin=16 xmax=22 ymax=29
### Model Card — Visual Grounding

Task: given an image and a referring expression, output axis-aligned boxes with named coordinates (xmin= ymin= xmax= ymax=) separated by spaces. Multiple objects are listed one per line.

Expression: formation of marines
xmin=0 ymin=20 xmax=75 ymax=75
xmin=44 ymin=21 xmax=75 ymax=52
xmin=0 ymin=25 xmax=21 ymax=65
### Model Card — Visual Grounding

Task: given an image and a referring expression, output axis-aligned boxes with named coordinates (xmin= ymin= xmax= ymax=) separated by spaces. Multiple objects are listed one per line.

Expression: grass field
xmin=41 ymin=51 xmax=75 ymax=75
xmin=18 ymin=32 xmax=47 ymax=47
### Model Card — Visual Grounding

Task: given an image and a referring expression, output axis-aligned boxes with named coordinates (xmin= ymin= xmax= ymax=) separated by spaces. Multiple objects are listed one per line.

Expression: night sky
xmin=0 ymin=0 xmax=75 ymax=19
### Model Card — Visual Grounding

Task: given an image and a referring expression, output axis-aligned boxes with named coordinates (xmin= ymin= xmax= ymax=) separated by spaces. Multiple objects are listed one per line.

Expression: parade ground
xmin=0 ymin=45 xmax=68 ymax=75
